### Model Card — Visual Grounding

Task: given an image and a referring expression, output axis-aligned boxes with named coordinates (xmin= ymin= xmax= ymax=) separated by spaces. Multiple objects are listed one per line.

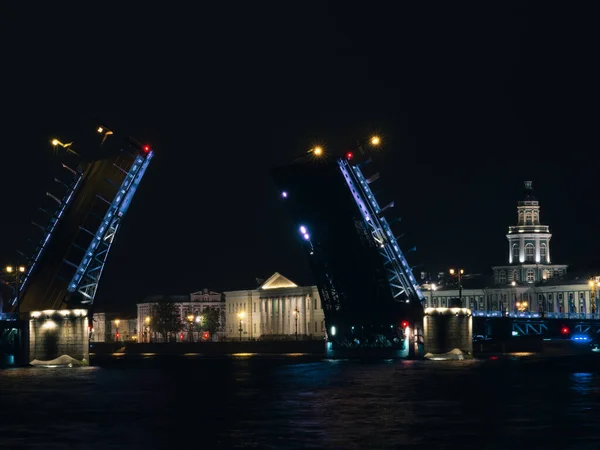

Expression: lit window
xmin=526 ymin=269 xmax=535 ymax=282
xmin=525 ymin=243 xmax=535 ymax=262
xmin=540 ymin=243 xmax=546 ymax=258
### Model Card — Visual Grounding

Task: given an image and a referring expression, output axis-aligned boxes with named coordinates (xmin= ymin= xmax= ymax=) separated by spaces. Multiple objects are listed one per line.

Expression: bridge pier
xmin=28 ymin=309 xmax=89 ymax=366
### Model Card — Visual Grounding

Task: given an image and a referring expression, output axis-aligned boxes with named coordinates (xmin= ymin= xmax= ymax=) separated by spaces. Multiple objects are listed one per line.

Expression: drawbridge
xmin=272 ymin=140 xmax=426 ymax=358
xmin=2 ymin=123 xmax=153 ymax=315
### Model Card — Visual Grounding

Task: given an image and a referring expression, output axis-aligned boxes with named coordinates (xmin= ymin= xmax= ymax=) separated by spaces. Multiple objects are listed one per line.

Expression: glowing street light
xmin=144 ymin=316 xmax=151 ymax=343
xmin=96 ymin=125 xmax=113 ymax=145
xmin=293 ymin=308 xmax=299 ymax=340
xmin=429 ymin=283 xmax=437 ymax=307
xmin=312 ymin=146 xmax=324 ymax=156
xmin=237 ymin=311 xmax=245 ymax=341
xmin=449 ymin=269 xmax=465 ymax=306
xmin=370 ymin=136 xmax=381 ymax=146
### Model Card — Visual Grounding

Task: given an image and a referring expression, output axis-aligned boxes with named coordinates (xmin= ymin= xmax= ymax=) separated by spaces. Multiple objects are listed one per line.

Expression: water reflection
xmin=1 ymin=358 xmax=600 ymax=449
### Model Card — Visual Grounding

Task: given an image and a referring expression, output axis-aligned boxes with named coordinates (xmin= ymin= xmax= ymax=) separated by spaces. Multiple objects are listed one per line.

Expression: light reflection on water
xmin=1 ymin=357 xmax=600 ymax=449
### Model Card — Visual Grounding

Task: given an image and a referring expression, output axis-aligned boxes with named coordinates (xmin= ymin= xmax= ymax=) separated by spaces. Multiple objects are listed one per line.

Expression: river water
xmin=1 ymin=356 xmax=600 ymax=449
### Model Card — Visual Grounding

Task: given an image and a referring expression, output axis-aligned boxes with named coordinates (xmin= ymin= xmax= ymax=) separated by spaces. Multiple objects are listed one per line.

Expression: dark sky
xmin=1 ymin=2 xmax=598 ymax=313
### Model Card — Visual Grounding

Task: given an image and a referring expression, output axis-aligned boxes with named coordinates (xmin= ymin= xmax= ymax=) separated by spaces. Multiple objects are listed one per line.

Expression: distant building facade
xmin=423 ymin=181 xmax=599 ymax=317
xmin=224 ymin=272 xmax=325 ymax=340
xmin=91 ymin=313 xmax=137 ymax=342
xmin=136 ymin=290 xmax=226 ymax=342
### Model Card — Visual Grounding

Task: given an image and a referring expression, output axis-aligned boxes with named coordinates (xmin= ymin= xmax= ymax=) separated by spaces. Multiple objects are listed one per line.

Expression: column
xmin=508 ymin=239 xmax=513 ymax=263
xmin=535 ymin=236 xmax=540 ymax=263
xmin=546 ymin=238 xmax=551 ymax=264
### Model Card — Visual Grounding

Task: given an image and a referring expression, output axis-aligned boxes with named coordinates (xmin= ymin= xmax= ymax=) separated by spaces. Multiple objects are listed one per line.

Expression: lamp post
xmin=511 ymin=281 xmax=517 ymax=315
xmin=187 ymin=314 xmax=195 ymax=342
xmin=293 ymin=308 xmax=299 ymax=340
xmin=114 ymin=319 xmax=120 ymax=341
xmin=144 ymin=316 xmax=151 ymax=343
xmin=195 ymin=314 xmax=203 ymax=341
xmin=449 ymin=269 xmax=464 ymax=306
xmin=429 ymin=283 xmax=437 ymax=308
xmin=588 ymin=279 xmax=599 ymax=317
xmin=237 ymin=311 xmax=245 ymax=341
xmin=4 ymin=265 xmax=26 ymax=315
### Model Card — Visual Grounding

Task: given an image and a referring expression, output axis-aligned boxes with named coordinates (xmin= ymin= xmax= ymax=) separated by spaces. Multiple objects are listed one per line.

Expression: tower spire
xmin=523 ymin=180 xmax=536 ymax=201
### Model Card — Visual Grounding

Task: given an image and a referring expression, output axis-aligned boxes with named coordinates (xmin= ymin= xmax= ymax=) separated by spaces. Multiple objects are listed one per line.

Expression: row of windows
xmin=227 ymin=298 xmax=319 ymax=314
xmin=518 ymin=210 xmax=539 ymax=225
xmin=511 ymin=243 xmax=547 ymax=261
xmin=430 ymin=291 xmax=593 ymax=312
xmin=497 ymin=267 xmax=563 ymax=284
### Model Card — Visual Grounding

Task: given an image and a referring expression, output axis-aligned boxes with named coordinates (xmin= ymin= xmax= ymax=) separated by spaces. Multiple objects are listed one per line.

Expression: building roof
xmin=258 ymin=272 xmax=298 ymax=290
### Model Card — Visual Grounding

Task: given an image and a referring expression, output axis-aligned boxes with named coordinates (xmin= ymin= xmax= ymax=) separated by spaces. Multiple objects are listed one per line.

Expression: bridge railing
xmin=472 ymin=311 xmax=600 ymax=320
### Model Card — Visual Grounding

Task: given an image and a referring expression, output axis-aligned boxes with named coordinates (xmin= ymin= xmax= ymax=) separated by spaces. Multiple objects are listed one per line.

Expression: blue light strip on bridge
xmin=67 ymin=151 xmax=153 ymax=293
xmin=11 ymin=173 xmax=83 ymax=306
xmin=337 ymin=159 xmax=425 ymax=303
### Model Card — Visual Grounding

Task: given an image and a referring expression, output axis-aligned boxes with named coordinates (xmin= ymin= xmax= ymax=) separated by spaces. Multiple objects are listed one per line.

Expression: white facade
xmin=224 ymin=272 xmax=325 ymax=340
xmin=423 ymin=181 xmax=599 ymax=317
xmin=137 ymin=290 xmax=226 ymax=342
xmin=492 ymin=181 xmax=567 ymax=283
xmin=423 ymin=281 xmax=599 ymax=316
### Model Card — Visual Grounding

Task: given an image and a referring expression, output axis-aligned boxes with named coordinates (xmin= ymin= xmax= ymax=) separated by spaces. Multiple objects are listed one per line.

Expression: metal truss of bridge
xmin=272 ymin=143 xmax=425 ymax=358
xmin=6 ymin=125 xmax=153 ymax=314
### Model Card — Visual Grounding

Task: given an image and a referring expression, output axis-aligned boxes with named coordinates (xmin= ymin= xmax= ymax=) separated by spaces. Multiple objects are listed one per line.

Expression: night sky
xmin=1 ymin=2 xmax=598 ymax=313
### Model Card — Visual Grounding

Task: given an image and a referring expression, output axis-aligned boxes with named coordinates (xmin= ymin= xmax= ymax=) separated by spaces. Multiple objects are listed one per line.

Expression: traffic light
xmin=561 ymin=326 xmax=569 ymax=335
xmin=401 ymin=321 xmax=409 ymax=328
xmin=346 ymin=151 xmax=353 ymax=161
xmin=203 ymin=332 xmax=209 ymax=340
xmin=180 ymin=333 xmax=184 ymax=341
xmin=142 ymin=145 xmax=151 ymax=154
xmin=116 ymin=332 xmax=120 ymax=339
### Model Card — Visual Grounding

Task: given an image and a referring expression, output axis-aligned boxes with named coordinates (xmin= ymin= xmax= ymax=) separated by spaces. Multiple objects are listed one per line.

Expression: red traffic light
xmin=203 ymin=332 xmax=209 ymax=339
xmin=561 ymin=326 xmax=569 ymax=335
xmin=346 ymin=152 xmax=353 ymax=160
xmin=143 ymin=145 xmax=151 ymax=153
xmin=116 ymin=333 xmax=120 ymax=338
xmin=401 ymin=321 xmax=409 ymax=328
xmin=180 ymin=333 xmax=184 ymax=340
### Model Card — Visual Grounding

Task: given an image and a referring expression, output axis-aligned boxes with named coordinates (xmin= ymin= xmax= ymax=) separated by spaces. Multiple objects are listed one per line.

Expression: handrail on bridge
xmin=471 ymin=311 xmax=600 ymax=320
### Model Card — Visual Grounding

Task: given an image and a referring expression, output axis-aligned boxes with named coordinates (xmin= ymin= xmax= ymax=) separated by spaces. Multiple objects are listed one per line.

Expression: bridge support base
xmin=28 ymin=310 xmax=89 ymax=366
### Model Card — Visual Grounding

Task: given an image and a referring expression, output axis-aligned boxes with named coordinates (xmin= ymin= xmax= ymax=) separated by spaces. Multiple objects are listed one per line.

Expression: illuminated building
xmin=223 ymin=272 xmax=325 ymax=340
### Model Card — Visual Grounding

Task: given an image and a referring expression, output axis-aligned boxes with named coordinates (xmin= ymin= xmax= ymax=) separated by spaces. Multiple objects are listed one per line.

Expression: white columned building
xmin=224 ymin=272 xmax=325 ymax=340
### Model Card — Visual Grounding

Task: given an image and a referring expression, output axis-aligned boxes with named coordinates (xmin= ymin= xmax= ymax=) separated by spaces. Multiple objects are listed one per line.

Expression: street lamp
xmin=588 ymin=279 xmax=600 ymax=316
xmin=516 ymin=301 xmax=528 ymax=313
xmin=144 ymin=316 xmax=151 ymax=343
xmin=187 ymin=314 xmax=195 ymax=342
xmin=96 ymin=125 xmax=113 ymax=145
xmin=237 ymin=311 xmax=245 ymax=341
xmin=449 ymin=269 xmax=464 ymax=306
xmin=429 ymin=283 xmax=437 ymax=308
xmin=293 ymin=308 xmax=299 ymax=340
xmin=5 ymin=265 xmax=25 ymax=315
xmin=114 ymin=319 xmax=120 ymax=341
